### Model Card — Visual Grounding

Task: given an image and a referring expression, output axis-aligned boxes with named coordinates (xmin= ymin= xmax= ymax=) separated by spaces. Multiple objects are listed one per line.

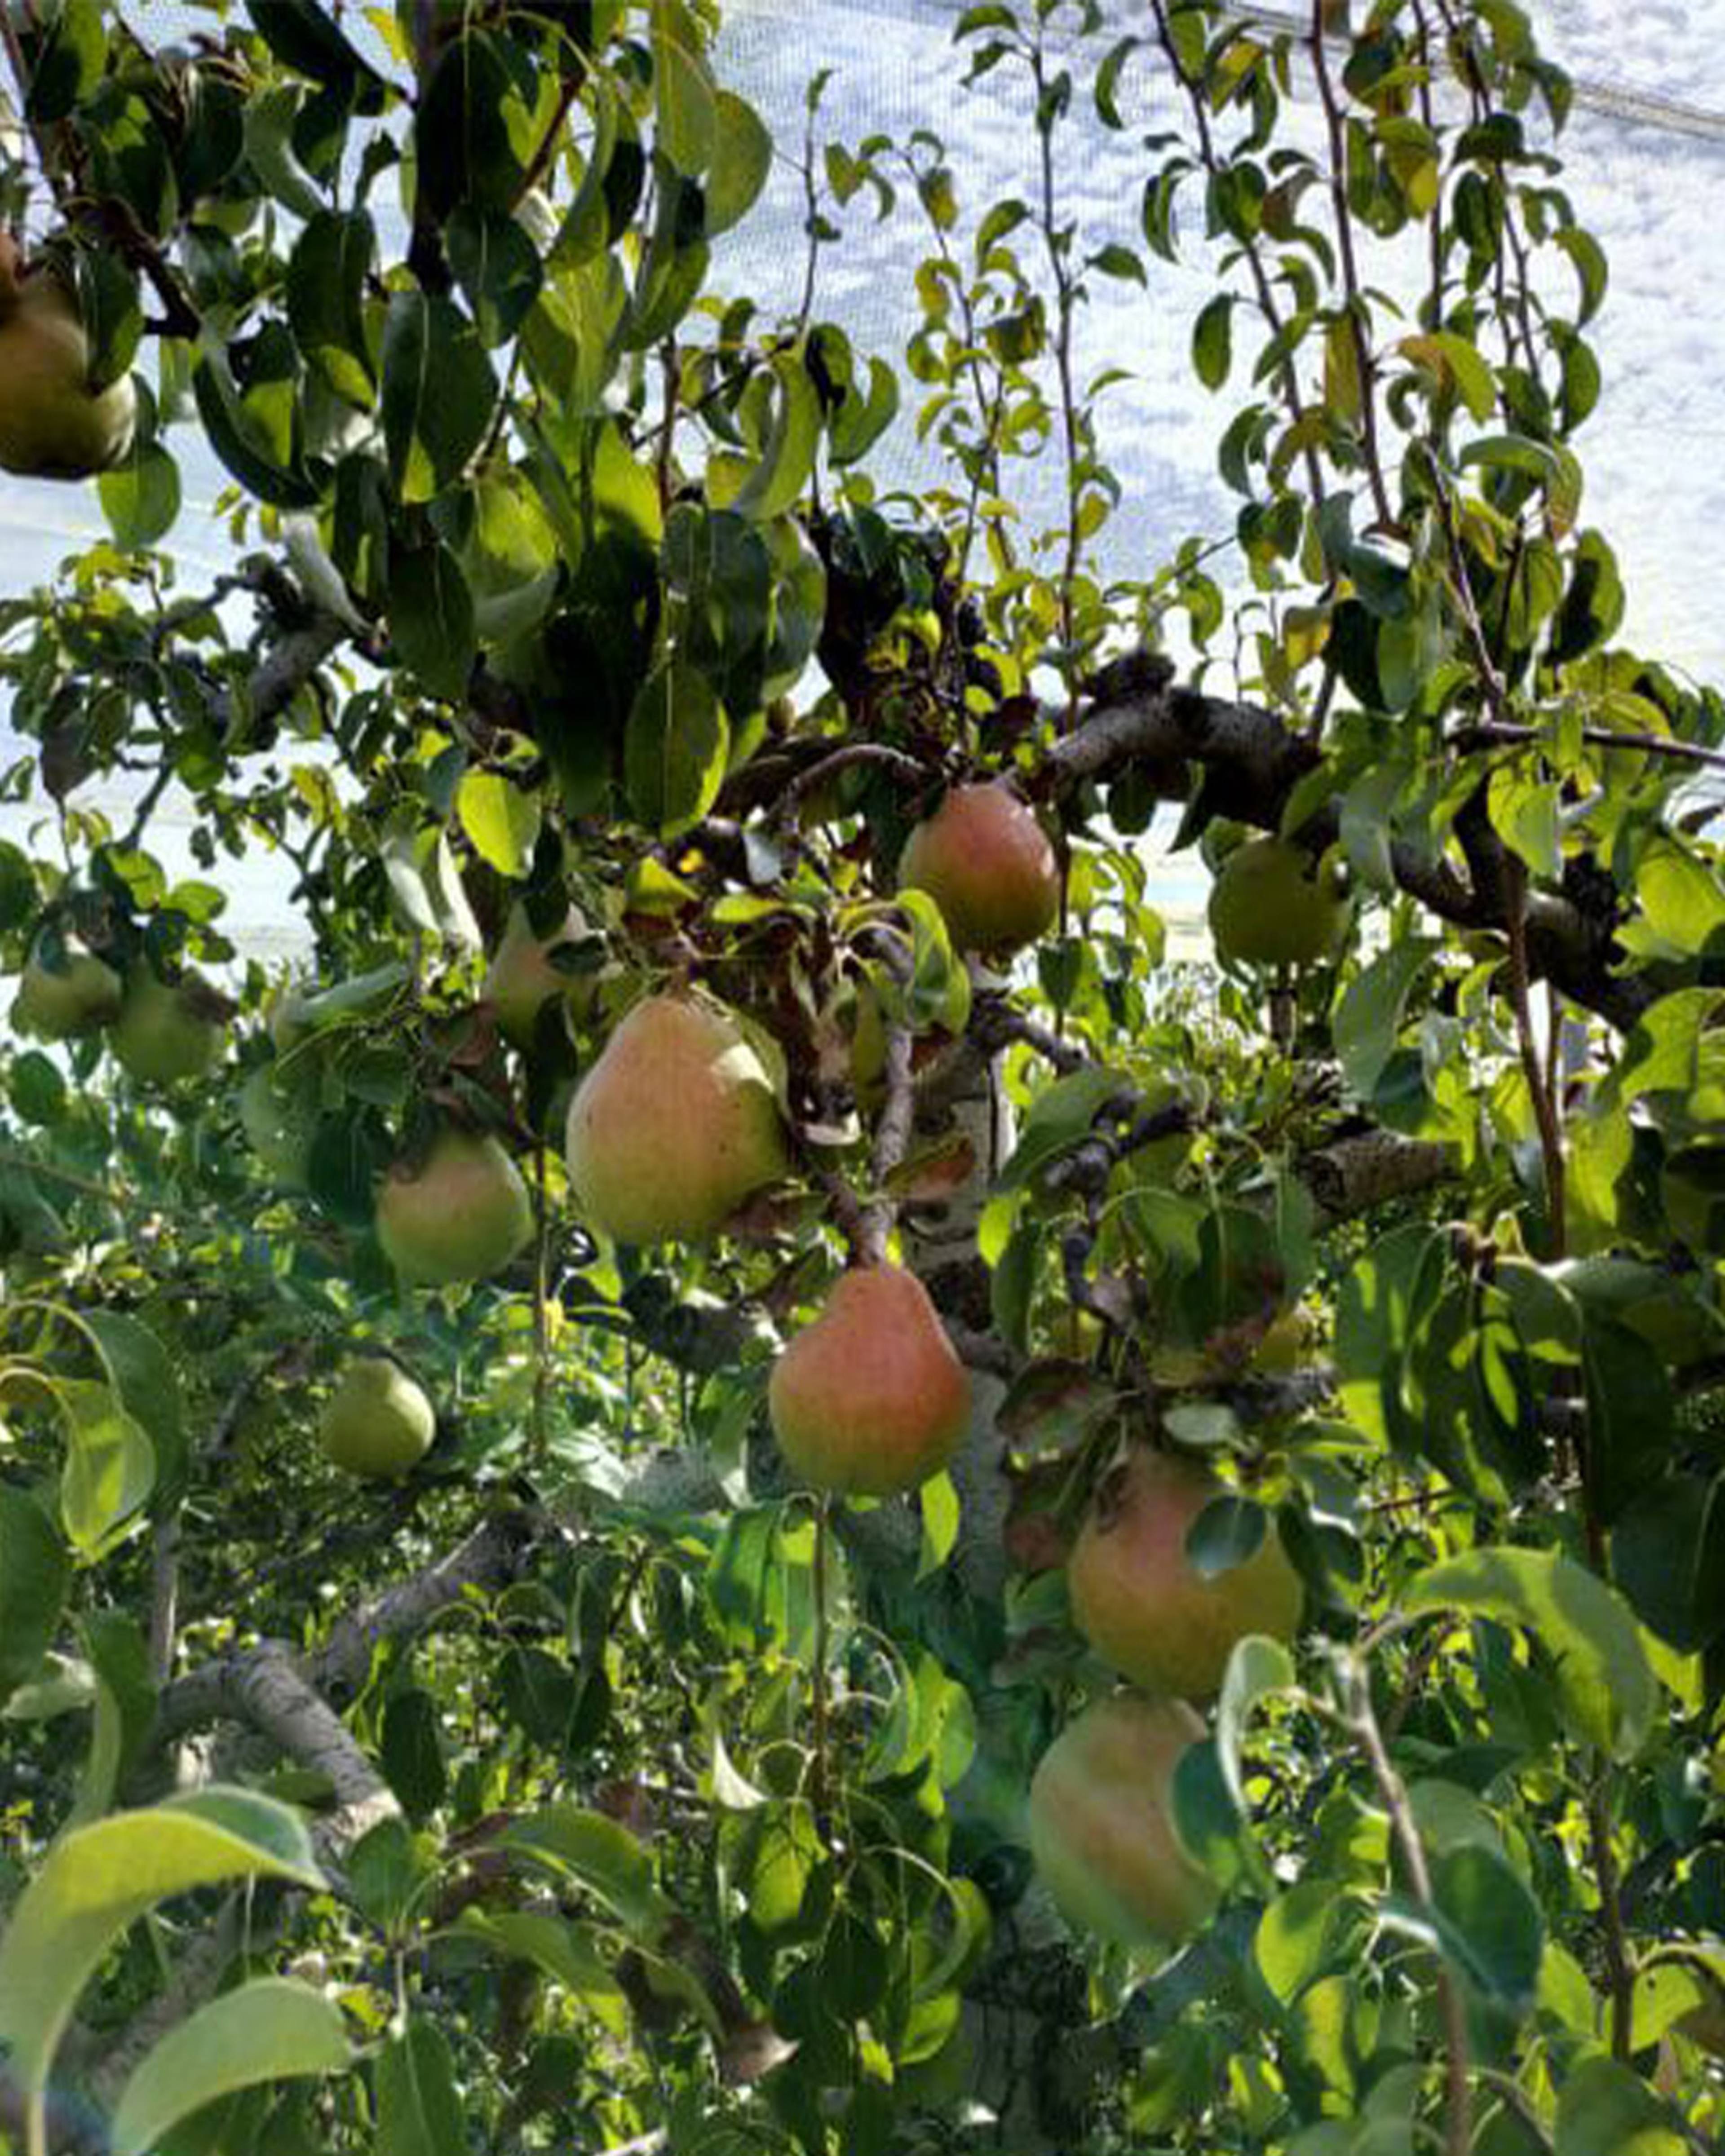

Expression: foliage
xmin=0 ymin=3 xmax=1721 ymax=2155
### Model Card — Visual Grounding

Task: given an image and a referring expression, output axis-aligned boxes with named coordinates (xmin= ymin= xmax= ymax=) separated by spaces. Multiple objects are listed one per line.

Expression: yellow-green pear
xmin=376 ymin=1127 xmax=534 ymax=1286
xmin=0 ymin=235 xmax=136 ymax=479
xmin=318 ymin=1356 xmax=435 ymax=1480
xmin=1208 ymin=838 xmax=1349 ymax=969
xmin=11 ymin=941 xmax=122 ymax=1039
xmin=484 ymin=902 xmax=597 ymax=1048
xmin=111 ymin=968 xmax=226 ymax=1085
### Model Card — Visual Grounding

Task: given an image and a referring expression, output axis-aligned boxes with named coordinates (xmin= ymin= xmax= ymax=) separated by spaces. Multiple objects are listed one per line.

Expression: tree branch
xmin=1039 ymin=675 xmax=1655 ymax=1032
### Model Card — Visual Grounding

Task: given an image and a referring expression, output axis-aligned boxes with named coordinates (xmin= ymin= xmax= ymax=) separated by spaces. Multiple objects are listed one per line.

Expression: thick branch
xmin=1297 ymin=1132 xmax=1457 ymax=1220
xmin=1040 ymin=678 xmax=1655 ymax=1032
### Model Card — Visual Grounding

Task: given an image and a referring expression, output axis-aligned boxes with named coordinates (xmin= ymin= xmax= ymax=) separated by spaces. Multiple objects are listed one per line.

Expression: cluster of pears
xmin=11 ymin=936 xmax=227 ymax=1085
xmin=564 ymin=990 xmax=971 ymax=1498
xmin=1028 ymin=1448 xmax=1303 ymax=1952
xmin=0 ymin=234 xmax=136 ymax=480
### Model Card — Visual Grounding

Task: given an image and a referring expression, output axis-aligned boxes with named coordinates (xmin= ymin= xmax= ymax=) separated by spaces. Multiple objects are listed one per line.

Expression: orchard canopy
xmin=1 ymin=3 xmax=1724 ymax=2154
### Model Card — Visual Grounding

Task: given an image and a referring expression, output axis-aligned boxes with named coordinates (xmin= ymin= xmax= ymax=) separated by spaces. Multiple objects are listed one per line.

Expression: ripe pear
xmin=898 ymin=783 xmax=1060 ymax=955
xmin=376 ymin=1127 xmax=534 ymax=1286
xmin=769 ymin=1266 xmax=971 ymax=1497
xmin=111 ymin=967 xmax=226 ymax=1085
xmin=1207 ymin=837 xmax=1349 ymax=969
xmin=318 ymin=1356 xmax=435 ymax=1480
xmin=565 ymin=994 xmax=788 ymax=1245
xmin=1067 ymin=1448 xmax=1302 ymax=1701
xmin=1028 ymin=1692 xmax=1219 ymax=1951
xmin=0 ymin=235 xmax=137 ymax=479
xmin=484 ymin=901 xmax=597 ymax=1048
xmin=11 ymin=942 xmax=122 ymax=1039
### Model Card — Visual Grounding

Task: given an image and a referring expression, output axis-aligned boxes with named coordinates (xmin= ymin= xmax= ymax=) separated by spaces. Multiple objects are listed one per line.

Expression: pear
xmin=1208 ymin=838 xmax=1349 ymax=969
xmin=11 ymin=942 xmax=121 ymax=1039
xmin=0 ymin=235 xmax=136 ymax=479
xmin=111 ymin=968 xmax=226 ymax=1085
xmin=565 ymin=994 xmax=788 ymax=1245
xmin=1028 ymin=1693 xmax=1219 ymax=1950
xmin=898 ymin=783 xmax=1060 ymax=955
xmin=484 ymin=901 xmax=598 ymax=1048
xmin=376 ymin=1127 xmax=533 ymax=1286
xmin=769 ymin=1267 xmax=971 ymax=1497
xmin=318 ymin=1356 xmax=435 ymax=1480
xmin=1066 ymin=1447 xmax=1302 ymax=1701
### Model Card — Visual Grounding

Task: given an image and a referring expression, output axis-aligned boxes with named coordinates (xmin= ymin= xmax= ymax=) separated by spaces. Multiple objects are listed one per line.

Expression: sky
xmin=0 ymin=0 xmax=1721 ymax=959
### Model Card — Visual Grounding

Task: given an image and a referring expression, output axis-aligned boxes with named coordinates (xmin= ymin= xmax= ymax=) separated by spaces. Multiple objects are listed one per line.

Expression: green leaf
xmin=1214 ymin=1634 xmax=1295 ymax=1809
xmin=376 ymin=2020 xmax=464 ymax=2156
xmin=380 ymin=294 xmax=498 ymax=504
xmin=1398 ymin=331 xmax=1496 ymax=423
xmin=22 ymin=0 xmax=107 ymax=121
xmin=0 ymin=1484 xmax=70 ymax=1701
xmin=99 ymin=440 xmax=181 ymax=551
xmin=1402 ymin=1546 xmax=1654 ymax=1762
xmin=1185 ymin=1495 xmax=1267 ymax=1581
xmin=1554 ymin=227 xmax=1608 ymax=326
xmin=447 ymin=206 xmax=544 ymax=349
xmin=457 ymin=1909 xmax=625 ymax=2006
xmin=918 ymin=1472 xmax=960 ymax=1578
xmin=624 ymin=661 xmax=729 ymax=837
xmin=994 ymin=1065 xmax=1123 ymax=1193
xmin=246 ymin=0 xmax=386 ymax=102
xmin=82 ymin=1310 xmax=187 ymax=1511
xmin=1255 ymin=1880 xmax=1353 ymax=2005
xmin=1192 ymin=293 xmax=1234 ymax=391
xmin=652 ymin=0 xmax=717 ymax=174
xmin=0 ymin=1789 xmax=322 ymax=2111
xmin=705 ymin=90 xmax=773 ymax=235
xmin=1488 ymin=763 xmax=1560 ymax=879
xmin=1611 ymin=1471 xmax=1725 ymax=1653
xmin=1579 ymin=1315 xmax=1674 ymax=1526
xmin=286 ymin=210 xmax=377 ymax=406
xmin=57 ymin=1378 xmax=155 ymax=1558
xmin=1554 ymin=2054 xmax=1684 ymax=2156
xmin=192 ymin=350 xmax=319 ymax=509
xmin=1334 ymin=938 xmax=1441 ymax=1100
xmin=110 ymin=1978 xmax=349 ymax=2156
xmin=387 ymin=540 xmax=475 ymax=703
xmin=71 ymin=1610 xmax=154 ymax=1825
xmin=457 ymin=771 xmax=542 ymax=878
xmin=1428 ymin=1842 xmax=1544 ymax=2004
xmin=415 ymin=30 xmax=525 ymax=219
xmin=503 ymin=1806 xmax=669 ymax=1938
xmin=380 ymin=1688 xmax=447 ymax=1822
xmin=724 ymin=353 xmax=823 ymax=522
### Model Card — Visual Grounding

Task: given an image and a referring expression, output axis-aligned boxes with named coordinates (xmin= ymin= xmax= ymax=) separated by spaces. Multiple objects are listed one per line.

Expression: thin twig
xmin=1345 ymin=1660 xmax=1471 ymax=2156
xmin=1308 ymin=3 xmax=1396 ymax=530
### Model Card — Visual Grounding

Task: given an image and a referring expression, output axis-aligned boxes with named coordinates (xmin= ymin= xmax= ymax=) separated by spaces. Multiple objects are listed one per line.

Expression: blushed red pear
xmin=1029 ymin=1692 xmax=1219 ymax=1951
xmin=1067 ymin=1447 xmax=1302 ymax=1700
xmin=898 ymin=783 xmax=1060 ymax=955
xmin=565 ymin=994 xmax=788 ymax=1245
xmin=769 ymin=1267 xmax=970 ymax=1497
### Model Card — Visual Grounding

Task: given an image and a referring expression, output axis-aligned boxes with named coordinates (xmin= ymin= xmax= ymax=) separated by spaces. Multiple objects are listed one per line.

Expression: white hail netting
xmin=0 ymin=1 xmax=1721 ymax=955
